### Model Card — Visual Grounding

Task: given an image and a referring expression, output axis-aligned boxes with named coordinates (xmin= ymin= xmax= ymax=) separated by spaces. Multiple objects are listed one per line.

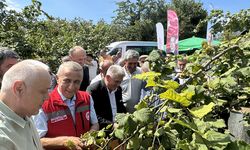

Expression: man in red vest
xmin=33 ymin=61 xmax=99 ymax=150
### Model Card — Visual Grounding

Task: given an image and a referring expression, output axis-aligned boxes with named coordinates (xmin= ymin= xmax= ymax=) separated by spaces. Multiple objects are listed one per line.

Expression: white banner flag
xmin=156 ymin=22 xmax=164 ymax=50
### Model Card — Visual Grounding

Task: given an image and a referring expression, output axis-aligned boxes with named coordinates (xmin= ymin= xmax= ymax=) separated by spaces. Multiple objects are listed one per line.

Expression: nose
xmin=68 ymin=82 xmax=75 ymax=90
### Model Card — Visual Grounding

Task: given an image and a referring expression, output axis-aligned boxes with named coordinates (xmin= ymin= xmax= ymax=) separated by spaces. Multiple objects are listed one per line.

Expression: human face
xmin=22 ymin=70 xmax=51 ymax=117
xmin=178 ymin=60 xmax=187 ymax=72
xmin=0 ymin=58 xmax=18 ymax=80
xmin=105 ymin=75 xmax=123 ymax=92
xmin=57 ymin=69 xmax=82 ymax=99
xmin=125 ymin=58 xmax=138 ymax=74
xmin=70 ymin=50 xmax=86 ymax=66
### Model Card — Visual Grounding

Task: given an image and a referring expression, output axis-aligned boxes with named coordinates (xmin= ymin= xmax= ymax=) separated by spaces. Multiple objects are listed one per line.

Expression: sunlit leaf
xmin=189 ymin=102 xmax=215 ymax=119
xmin=208 ymin=119 xmax=226 ymax=128
xmin=133 ymin=108 xmax=154 ymax=124
xmin=159 ymin=89 xmax=191 ymax=107
xmin=160 ymin=80 xmax=179 ymax=90
xmin=203 ymin=130 xmax=231 ymax=143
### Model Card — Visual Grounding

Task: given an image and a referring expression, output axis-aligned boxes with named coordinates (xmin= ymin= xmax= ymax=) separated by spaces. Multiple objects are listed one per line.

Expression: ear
xmin=56 ymin=75 xmax=60 ymax=84
xmin=13 ymin=80 xmax=25 ymax=97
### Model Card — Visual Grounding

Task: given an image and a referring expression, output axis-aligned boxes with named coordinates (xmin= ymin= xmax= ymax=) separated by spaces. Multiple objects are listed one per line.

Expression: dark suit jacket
xmin=86 ymin=80 xmax=126 ymax=129
xmin=79 ymin=65 xmax=90 ymax=91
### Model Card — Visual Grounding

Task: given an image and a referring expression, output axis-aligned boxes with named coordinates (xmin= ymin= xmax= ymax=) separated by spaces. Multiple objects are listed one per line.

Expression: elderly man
xmin=69 ymin=46 xmax=90 ymax=91
xmin=0 ymin=59 xmax=51 ymax=150
xmin=33 ymin=61 xmax=99 ymax=150
xmin=90 ymin=59 xmax=113 ymax=85
xmin=0 ymin=47 xmax=20 ymax=88
xmin=174 ymin=58 xmax=188 ymax=85
xmin=120 ymin=50 xmax=146 ymax=113
xmin=87 ymin=65 xmax=126 ymax=129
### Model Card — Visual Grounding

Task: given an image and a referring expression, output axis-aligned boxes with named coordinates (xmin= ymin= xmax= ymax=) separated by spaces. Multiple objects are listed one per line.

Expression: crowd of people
xmin=0 ymin=46 xmax=187 ymax=150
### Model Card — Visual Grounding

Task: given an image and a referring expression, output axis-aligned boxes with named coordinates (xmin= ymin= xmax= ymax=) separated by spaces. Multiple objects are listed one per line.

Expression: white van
xmin=106 ymin=41 xmax=158 ymax=56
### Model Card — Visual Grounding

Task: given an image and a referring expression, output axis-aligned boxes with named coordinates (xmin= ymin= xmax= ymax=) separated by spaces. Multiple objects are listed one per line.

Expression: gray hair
xmin=0 ymin=47 xmax=20 ymax=65
xmin=106 ymin=65 xmax=125 ymax=79
xmin=61 ymin=55 xmax=71 ymax=62
xmin=68 ymin=46 xmax=86 ymax=56
xmin=1 ymin=59 xmax=49 ymax=92
xmin=57 ymin=61 xmax=83 ymax=76
xmin=124 ymin=50 xmax=139 ymax=61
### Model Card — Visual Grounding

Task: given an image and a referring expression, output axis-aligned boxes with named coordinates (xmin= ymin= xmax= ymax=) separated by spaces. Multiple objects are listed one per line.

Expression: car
xmin=106 ymin=41 xmax=158 ymax=56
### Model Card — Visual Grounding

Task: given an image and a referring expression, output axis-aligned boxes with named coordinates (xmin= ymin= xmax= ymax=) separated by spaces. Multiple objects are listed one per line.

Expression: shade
xmin=178 ymin=36 xmax=220 ymax=51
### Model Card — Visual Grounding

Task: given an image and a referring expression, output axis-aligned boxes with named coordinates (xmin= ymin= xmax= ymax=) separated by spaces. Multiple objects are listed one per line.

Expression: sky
xmin=5 ymin=0 xmax=250 ymax=24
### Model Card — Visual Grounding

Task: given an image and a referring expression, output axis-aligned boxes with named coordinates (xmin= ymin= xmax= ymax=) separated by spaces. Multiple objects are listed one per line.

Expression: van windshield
xmin=127 ymin=46 xmax=157 ymax=55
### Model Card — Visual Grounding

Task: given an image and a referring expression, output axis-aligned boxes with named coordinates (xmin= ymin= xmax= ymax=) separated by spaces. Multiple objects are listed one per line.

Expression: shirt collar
xmin=57 ymin=87 xmax=76 ymax=102
xmin=0 ymin=101 xmax=28 ymax=128
xmin=106 ymin=87 xmax=117 ymax=94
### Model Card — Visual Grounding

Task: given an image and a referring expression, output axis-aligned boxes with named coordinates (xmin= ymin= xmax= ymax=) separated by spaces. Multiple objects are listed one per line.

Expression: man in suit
xmin=69 ymin=46 xmax=90 ymax=91
xmin=87 ymin=65 xmax=126 ymax=129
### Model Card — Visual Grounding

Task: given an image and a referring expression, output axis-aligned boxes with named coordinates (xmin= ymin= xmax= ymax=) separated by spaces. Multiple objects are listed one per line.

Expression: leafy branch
xmin=176 ymin=45 xmax=239 ymax=92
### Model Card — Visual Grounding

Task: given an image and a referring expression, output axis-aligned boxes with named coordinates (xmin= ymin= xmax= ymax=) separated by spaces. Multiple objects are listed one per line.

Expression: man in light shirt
xmin=0 ymin=59 xmax=50 ymax=150
xmin=33 ymin=61 xmax=99 ymax=150
xmin=120 ymin=50 xmax=145 ymax=113
xmin=87 ymin=65 xmax=126 ymax=129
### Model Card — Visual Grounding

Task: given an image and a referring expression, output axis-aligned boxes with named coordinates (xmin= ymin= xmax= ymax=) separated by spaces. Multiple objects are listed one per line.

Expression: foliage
xmin=113 ymin=0 xmax=207 ymax=41
xmin=1 ymin=0 xmax=208 ymax=71
xmin=0 ymin=0 xmax=121 ymax=71
xmin=81 ymin=10 xmax=250 ymax=149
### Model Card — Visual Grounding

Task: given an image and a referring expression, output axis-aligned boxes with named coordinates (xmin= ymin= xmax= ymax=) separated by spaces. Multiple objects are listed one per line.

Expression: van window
xmin=109 ymin=47 xmax=122 ymax=56
xmin=127 ymin=46 xmax=157 ymax=55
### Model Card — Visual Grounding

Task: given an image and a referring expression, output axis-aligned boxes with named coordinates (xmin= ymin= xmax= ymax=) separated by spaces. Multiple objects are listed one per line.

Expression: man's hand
xmin=41 ymin=136 xmax=86 ymax=150
xmin=63 ymin=136 xmax=84 ymax=150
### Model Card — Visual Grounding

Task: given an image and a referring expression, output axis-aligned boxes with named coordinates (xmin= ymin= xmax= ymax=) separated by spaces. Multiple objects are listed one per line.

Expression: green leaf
xmin=189 ymin=102 xmax=215 ymax=119
xmin=133 ymin=71 xmax=161 ymax=80
xmin=220 ymin=76 xmax=237 ymax=87
xmin=126 ymin=136 xmax=140 ymax=150
xmin=97 ymin=130 xmax=106 ymax=138
xmin=135 ymin=100 xmax=148 ymax=110
xmin=172 ymin=118 xmax=195 ymax=131
xmin=203 ymin=130 xmax=231 ymax=143
xmin=168 ymin=108 xmax=182 ymax=113
xmin=208 ymin=78 xmax=220 ymax=89
xmin=161 ymin=80 xmax=179 ymax=90
xmin=159 ymin=89 xmax=191 ymax=107
xmin=146 ymin=78 xmax=157 ymax=87
xmin=208 ymin=119 xmax=226 ymax=128
xmin=237 ymin=67 xmax=250 ymax=78
xmin=133 ymin=108 xmax=154 ymax=124
xmin=154 ymin=127 xmax=165 ymax=137
xmin=225 ymin=140 xmax=250 ymax=150
xmin=114 ymin=128 xmax=125 ymax=140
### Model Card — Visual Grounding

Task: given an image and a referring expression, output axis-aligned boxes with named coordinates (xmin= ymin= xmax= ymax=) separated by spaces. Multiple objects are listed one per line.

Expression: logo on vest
xmin=51 ymin=115 xmax=67 ymax=123
xmin=86 ymin=112 xmax=90 ymax=121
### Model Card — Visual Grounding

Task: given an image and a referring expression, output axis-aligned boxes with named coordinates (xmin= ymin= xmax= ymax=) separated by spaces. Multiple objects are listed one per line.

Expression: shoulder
xmin=0 ymin=134 xmax=14 ymax=150
xmin=87 ymin=80 xmax=102 ymax=91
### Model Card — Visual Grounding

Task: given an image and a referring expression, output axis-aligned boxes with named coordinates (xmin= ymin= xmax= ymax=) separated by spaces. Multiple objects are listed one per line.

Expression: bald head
xmin=99 ymin=60 xmax=113 ymax=76
xmin=57 ymin=61 xmax=83 ymax=78
xmin=0 ymin=59 xmax=51 ymax=117
xmin=69 ymin=46 xmax=86 ymax=66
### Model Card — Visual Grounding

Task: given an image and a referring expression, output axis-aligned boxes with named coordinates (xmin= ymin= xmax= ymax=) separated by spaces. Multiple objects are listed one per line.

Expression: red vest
xmin=42 ymin=88 xmax=91 ymax=137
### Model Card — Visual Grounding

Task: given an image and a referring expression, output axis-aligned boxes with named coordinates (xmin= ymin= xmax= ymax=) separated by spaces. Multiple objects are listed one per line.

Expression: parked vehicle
xmin=106 ymin=41 xmax=158 ymax=56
